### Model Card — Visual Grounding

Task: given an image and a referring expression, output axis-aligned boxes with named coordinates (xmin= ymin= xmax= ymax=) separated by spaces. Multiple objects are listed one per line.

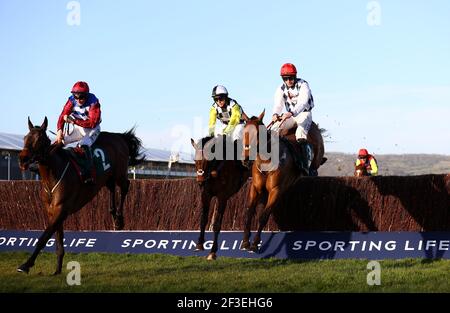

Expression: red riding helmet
xmin=280 ymin=63 xmax=297 ymax=76
xmin=71 ymin=81 xmax=90 ymax=93
xmin=358 ymin=148 xmax=369 ymax=157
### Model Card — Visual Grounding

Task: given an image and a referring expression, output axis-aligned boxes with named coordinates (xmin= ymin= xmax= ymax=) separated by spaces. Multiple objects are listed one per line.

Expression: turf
xmin=0 ymin=252 xmax=449 ymax=292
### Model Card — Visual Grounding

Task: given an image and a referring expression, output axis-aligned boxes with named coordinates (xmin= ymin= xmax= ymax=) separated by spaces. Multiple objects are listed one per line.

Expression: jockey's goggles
xmin=214 ymin=95 xmax=227 ymax=102
xmin=282 ymin=76 xmax=296 ymax=82
xmin=72 ymin=92 xmax=87 ymax=100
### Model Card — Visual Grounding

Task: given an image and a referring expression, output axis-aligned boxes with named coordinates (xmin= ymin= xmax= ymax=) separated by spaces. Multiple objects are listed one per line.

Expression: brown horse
xmin=241 ymin=111 xmax=326 ymax=251
xmin=191 ymin=135 xmax=249 ymax=260
xmin=17 ymin=117 xmax=143 ymax=274
xmin=354 ymin=163 xmax=369 ymax=177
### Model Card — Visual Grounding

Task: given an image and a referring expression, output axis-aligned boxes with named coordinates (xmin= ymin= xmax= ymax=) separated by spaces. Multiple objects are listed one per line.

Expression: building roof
xmin=141 ymin=147 xmax=194 ymax=164
xmin=0 ymin=132 xmax=194 ymax=164
xmin=0 ymin=132 xmax=24 ymax=151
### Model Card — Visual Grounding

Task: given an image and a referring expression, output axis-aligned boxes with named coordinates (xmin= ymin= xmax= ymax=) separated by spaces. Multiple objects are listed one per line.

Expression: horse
xmin=241 ymin=110 xmax=326 ymax=251
xmin=17 ymin=117 xmax=144 ymax=274
xmin=354 ymin=163 xmax=370 ymax=177
xmin=191 ymin=135 xmax=250 ymax=260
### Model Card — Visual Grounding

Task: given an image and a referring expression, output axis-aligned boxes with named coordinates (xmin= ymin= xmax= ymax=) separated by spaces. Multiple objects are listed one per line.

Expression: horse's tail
xmin=120 ymin=128 xmax=145 ymax=166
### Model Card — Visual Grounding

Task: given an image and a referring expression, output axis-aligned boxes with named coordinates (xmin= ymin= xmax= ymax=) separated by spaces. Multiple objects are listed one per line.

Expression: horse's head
xmin=354 ymin=163 xmax=369 ymax=177
xmin=242 ymin=110 xmax=265 ymax=167
xmin=191 ymin=136 xmax=216 ymax=186
xmin=19 ymin=117 xmax=51 ymax=171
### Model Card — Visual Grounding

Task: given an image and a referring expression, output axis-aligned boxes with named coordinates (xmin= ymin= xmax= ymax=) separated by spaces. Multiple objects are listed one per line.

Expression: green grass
xmin=1 ymin=252 xmax=449 ymax=292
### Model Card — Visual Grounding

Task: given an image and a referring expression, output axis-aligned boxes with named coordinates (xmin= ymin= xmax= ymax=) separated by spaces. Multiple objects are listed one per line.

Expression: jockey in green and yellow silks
xmin=208 ymin=85 xmax=246 ymax=141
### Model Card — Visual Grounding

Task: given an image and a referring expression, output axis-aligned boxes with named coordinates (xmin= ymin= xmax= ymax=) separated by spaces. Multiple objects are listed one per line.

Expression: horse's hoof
xmin=206 ymin=253 xmax=216 ymax=261
xmin=17 ymin=264 xmax=30 ymax=274
xmin=249 ymin=245 xmax=260 ymax=253
xmin=195 ymin=244 xmax=204 ymax=251
xmin=240 ymin=242 xmax=251 ymax=250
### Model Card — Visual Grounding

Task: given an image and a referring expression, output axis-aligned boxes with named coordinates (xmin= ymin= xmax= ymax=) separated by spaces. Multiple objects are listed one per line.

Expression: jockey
xmin=55 ymin=81 xmax=101 ymax=184
xmin=271 ymin=63 xmax=315 ymax=175
xmin=208 ymin=85 xmax=247 ymax=143
xmin=355 ymin=148 xmax=378 ymax=176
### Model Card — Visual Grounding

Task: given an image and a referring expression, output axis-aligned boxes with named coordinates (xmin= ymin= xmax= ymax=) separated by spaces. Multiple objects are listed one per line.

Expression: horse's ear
xmin=41 ymin=116 xmax=48 ymax=131
xmin=190 ymin=138 xmax=197 ymax=149
xmin=258 ymin=109 xmax=265 ymax=122
xmin=28 ymin=117 xmax=34 ymax=131
xmin=242 ymin=111 xmax=250 ymax=122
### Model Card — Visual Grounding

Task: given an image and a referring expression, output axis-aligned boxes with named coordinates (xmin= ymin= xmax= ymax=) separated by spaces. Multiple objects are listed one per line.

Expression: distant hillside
xmin=318 ymin=152 xmax=450 ymax=176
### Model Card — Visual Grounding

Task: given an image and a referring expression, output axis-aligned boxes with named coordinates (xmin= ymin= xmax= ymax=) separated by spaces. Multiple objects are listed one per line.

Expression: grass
xmin=0 ymin=252 xmax=449 ymax=293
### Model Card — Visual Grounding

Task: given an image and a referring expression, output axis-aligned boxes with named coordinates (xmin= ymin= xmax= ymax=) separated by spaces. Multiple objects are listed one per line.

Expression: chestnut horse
xmin=241 ymin=111 xmax=326 ymax=251
xmin=191 ymin=135 xmax=250 ymax=260
xmin=17 ymin=117 xmax=143 ymax=274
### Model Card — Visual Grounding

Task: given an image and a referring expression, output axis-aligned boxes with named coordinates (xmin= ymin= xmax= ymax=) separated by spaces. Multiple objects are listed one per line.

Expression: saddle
xmin=63 ymin=144 xmax=110 ymax=182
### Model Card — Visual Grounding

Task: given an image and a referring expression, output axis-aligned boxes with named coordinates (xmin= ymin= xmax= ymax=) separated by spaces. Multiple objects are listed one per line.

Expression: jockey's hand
xmin=56 ymin=129 xmax=64 ymax=144
xmin=272 ymin=114 xmax=280 ymax=123
xmin=281 ymin=112 xmax=293 ymax=121
xmin=63 ymin=115 xmax=75 ymax=124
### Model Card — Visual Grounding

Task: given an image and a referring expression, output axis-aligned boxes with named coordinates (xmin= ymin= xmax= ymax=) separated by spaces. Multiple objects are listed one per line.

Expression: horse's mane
xmin=48 ymin=142 xmax=66 ymax=158
xmin=199 ymin=136 xmax=214 ymax=148
xmin=248 ymin=116 xmax=265 ymax=125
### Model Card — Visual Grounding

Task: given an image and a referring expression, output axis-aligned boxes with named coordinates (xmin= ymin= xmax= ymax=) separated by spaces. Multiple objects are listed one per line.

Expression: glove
xmin=56 ymin=129 xmax=64 ymax=144
xmin=271 ymin=114 xmax=279 ymax=123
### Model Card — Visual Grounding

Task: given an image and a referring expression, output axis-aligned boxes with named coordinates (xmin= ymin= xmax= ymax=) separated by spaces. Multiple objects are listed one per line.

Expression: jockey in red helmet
xmin=56 ymin=81 xmax=102 ymax=184
xmin=355 ymin=148 xmax=379 ymax=176
xmin=271 ymin=63 xmax=315 ymax=175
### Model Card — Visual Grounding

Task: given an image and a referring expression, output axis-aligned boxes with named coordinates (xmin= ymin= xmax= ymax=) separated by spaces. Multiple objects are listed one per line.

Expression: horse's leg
xmin=115 ymin=178 xmax=130 ymax=230
xmin=53 ymin=223 xmax=65 ymax=275
xmin=241 ymin=184 xmax=260 ymax=250
xmin=196 ymin=191 xmax=212 ymax=251
xmin=17 ymin=206 xmax=67 ymax=274
xmin=250 ymin=187 xmax=280 ymax=252
xmin=106 ymin=179 xmax=117 ymax=225
xmin=207 ymin=198 xmax=227 ymax=261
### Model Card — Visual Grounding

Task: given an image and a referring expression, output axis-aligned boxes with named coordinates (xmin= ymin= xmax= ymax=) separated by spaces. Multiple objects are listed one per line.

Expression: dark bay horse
xmin=241 ymin=111 xmax=326 ymax=251
xmin=191 ymin=135 xmax=249 ymax=260
xmin=17 ymin=117 xmax=143 ymax=274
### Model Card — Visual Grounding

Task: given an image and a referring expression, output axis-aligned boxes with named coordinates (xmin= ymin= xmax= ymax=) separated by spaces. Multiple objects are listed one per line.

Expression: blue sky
xmin=1 ymin=0 xmax=449 ymax=155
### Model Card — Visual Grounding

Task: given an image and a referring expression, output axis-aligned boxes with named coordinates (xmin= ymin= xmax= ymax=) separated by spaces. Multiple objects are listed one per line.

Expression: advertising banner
xmin=0 ymin=230 xmax=448 ymax=259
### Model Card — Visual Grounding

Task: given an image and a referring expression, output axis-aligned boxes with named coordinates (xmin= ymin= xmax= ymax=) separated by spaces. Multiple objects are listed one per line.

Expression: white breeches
xmin=219 ymin=123 xmax=245 ymax=141
xmin=64 ymin=124 xmax=101 ymax=147
xmin=272 ymin=111 xmax=312 ymax=140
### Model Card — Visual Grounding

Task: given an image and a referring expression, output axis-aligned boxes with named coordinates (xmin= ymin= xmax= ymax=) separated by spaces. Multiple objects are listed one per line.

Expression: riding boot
xmin=296 ymin=139 xmax=312 ymax=176
xmin=81 ymin=145 xmax=95 ymax=184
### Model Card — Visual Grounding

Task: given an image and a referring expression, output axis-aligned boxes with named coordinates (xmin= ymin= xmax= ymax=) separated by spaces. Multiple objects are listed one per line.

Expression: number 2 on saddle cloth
xmin=63 ymin=124 xmax=111 ymax=182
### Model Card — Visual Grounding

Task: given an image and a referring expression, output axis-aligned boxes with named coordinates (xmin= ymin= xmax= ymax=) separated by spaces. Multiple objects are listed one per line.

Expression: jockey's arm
xmin=369 ymin=158 xmax=378 ymax=176
xmin=290 ymin=81 xmax=311 ymax=116
xmin=272 ymin=87 xmax=285 ymax=119
xmin=74 ymin=103 xmax=101 ymax=129
xmin=57 ymin=100 xmax=74 ymax=131
xmin=208 ymin=106 xmax=217 ymax=136
xmin=223 ymin=105 xmax=242 ymax=135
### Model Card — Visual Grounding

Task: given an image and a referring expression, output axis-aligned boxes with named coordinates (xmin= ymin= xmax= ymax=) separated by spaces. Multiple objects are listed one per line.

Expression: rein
xmin=43 ymin=161 xmax=71 ymax=197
